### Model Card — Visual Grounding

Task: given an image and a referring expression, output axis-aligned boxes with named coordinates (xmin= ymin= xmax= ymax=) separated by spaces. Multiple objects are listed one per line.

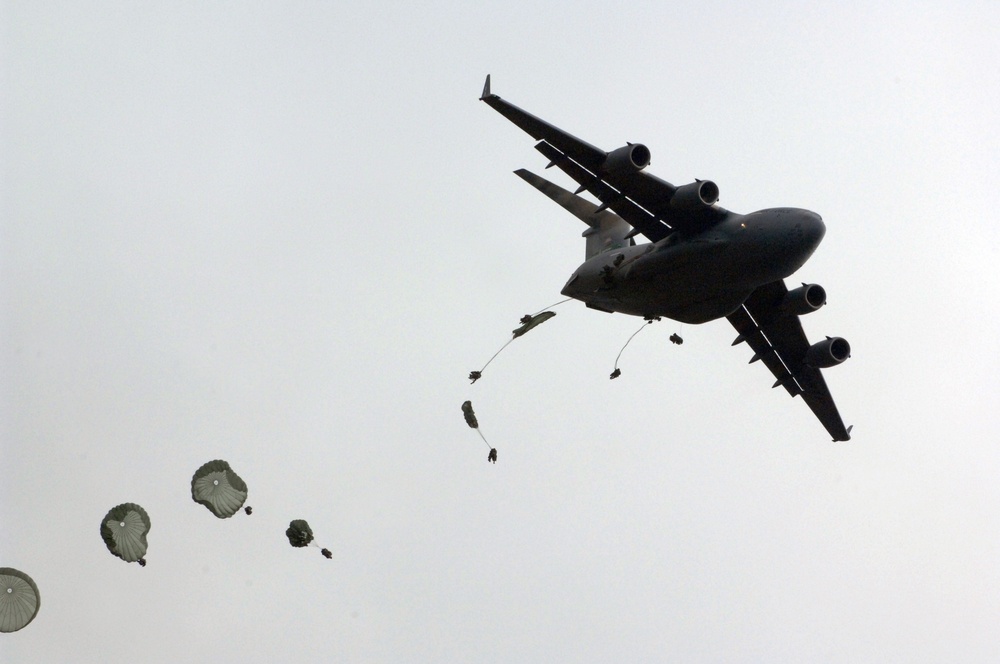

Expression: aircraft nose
xmin=801 ymin=210 xmax=826 ymax=250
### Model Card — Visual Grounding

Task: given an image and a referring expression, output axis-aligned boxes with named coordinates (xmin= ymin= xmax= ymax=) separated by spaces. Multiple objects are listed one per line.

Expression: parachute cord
xmin=476 ymin=337 xmax=515 ymax=375
xmin=612 ymin=320 xmax=654 ymax=376
xmin=476 ymin=428 xmax=492 ymax=449
xmin=470 ymin=298 xmax=571 ymax=383
xmin=530 ymin=297 xmax=573 ymax=317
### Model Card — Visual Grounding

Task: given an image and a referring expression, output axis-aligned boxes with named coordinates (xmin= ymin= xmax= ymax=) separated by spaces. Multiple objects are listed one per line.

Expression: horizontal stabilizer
xmin=514 ymin=169 xmax=633 ymax=258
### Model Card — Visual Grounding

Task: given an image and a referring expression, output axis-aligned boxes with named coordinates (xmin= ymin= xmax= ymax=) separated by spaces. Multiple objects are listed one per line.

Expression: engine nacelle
xmin=670 ymin=180 xmax=720 ymax=211
xmin=804 ymin=337 xmax=851 ymax=368
xmin=601 ymin=144 xmax=651 ymax=175
xmin=779 ymin=283 xmax=827 ymax=317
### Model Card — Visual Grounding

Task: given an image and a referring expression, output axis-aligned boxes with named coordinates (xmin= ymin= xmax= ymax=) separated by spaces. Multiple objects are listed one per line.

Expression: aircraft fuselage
xmin=562 ymin=207 xmax=826 ymax=324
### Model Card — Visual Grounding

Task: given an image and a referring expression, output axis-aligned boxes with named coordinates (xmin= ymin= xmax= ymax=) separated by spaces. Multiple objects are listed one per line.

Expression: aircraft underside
xmin=561 ymin=241 xmax=763 ymax=324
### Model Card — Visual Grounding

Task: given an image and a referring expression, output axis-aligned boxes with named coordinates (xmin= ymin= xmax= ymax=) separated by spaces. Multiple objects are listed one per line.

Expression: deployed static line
xmin=609 ymin=319 xmax=684 ymax=379
xmin=468 ymin=299 xmax=570 ymax=383
xmin=610 ymin=319 xmax=655 ymax=379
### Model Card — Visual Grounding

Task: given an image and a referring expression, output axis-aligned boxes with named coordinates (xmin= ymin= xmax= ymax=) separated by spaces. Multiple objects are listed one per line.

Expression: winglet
xmin=480 ymin=75 xmax=492 ymax=100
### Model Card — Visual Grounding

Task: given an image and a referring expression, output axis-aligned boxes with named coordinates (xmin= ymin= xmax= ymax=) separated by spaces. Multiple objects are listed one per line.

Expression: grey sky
xmin=3 ymin=2 xmax=999 ymax=661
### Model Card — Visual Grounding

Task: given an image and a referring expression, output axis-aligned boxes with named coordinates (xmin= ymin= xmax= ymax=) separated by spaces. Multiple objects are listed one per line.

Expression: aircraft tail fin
xmin=514 ymin=169 xmax=633 ymax=259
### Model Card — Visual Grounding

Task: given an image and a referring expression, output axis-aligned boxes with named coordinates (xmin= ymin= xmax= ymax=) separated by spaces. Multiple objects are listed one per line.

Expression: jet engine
xmin=670 ymin=180 xmax=720 ymax=211
xmin=804 ymin=337 xmax=851 ymax=368
xmin=602 ymin=144 xmax=651 ymax=175
xmin=779 ymin=283 xmax=827 ymax=316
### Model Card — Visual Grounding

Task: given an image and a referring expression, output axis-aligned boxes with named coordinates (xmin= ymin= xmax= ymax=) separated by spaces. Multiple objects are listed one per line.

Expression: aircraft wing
xmin=726 ymin=280 xmax=853 ymax=442
xmin=480 ymin=76 xmax=726 ymax=242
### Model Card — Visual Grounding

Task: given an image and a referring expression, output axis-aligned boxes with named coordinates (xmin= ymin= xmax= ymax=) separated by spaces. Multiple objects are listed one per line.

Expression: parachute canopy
xmin=461 ymin=400 xmax=479 ymax=429
xmin=286 ymin=520 xmax=314 ymax=548
xmin=461 ymin=400 xmax=493 ymax=451
xmin=191 ymin=459 xmax=248 ymax=518
xmin=100 ymin=503 xmax=151 ymax=564
xmin=285 ymin=520 xmax=331 ymax=559
xmin=0 ymin=568 xmax=40 ymax=633
xmin=512 ymin=311 xmax=555 ymax=338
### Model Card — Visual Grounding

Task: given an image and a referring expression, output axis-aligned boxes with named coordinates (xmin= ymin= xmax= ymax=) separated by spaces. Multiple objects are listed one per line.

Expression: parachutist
xmin=670 ymin=333 xmax=683 ymax=345
xmin=244 ymin=506 xmax=253 ymax=515
xmin=610 ymin=368 xmax=621 ymax=379
xmin=488 ymin=448 xmax=497 ymax=463
xmin=137 ymin=558 xmax=146 ymax=567
xmin=469 ymin=370 xmax=482 ymax=383
xmin=321 ymin=548 xmax=332 ymax=559
xmin=519 ymin=314 xmax=533 ymax=324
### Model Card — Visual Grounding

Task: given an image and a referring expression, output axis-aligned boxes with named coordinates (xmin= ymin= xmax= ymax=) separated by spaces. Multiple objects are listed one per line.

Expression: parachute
xmin=191 ymin=459 xmax=250 ymax=518
xmin=286 ymin=519 xmax=313 ymax=547
xmin=469 ymin=304 xmax=567 ymax=383
xmin=512 ymin=311 xmax=556 ymax=338
xmin=0 ymin=568 xmax=40 ymax=633
xmin=462 ymin=400 xmax=496 ymax=462
xmin=286 ymin=520 xmax=331 ymax=559
xmin=100 ymin=503 xmax=151 ymax=566
xmin=461 ymin=400 xmax=479 ymax=429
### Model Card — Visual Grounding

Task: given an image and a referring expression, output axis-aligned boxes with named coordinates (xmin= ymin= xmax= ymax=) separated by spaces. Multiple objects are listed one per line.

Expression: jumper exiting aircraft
xmin=480 ymin=76 xmax=852 ymax=442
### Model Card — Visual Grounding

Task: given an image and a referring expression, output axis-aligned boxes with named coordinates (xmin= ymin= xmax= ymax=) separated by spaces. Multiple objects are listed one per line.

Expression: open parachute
xmin=286 ymin=519 xmax=331 ymax=559
xmin=191 ymin=459 xmax=250 ymax=518
xmin=0 ymin=568 xmax=40 ymax=633
xmin=100 ymin=503 xmax=151 ymax=566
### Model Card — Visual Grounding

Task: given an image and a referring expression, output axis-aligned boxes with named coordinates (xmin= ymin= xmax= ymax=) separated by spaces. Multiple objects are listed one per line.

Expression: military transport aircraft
xmin=480 ymin=76 xmax=852 ymax=442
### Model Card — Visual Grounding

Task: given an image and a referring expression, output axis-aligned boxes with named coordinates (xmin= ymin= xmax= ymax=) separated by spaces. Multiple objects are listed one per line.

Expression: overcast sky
xmin=3 ymin=2 xmax=999 ymax=661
